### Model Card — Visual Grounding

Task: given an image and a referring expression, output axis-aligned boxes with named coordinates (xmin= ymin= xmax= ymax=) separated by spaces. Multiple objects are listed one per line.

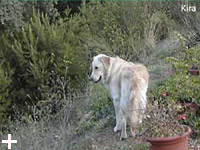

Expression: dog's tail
xmin=130 ymin=79 xmax=148 ymax=134
xmin=139 ymin=79 xmax=148 ymax=110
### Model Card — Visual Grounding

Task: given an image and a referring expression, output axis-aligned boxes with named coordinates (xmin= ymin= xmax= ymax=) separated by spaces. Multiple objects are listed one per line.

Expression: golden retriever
xmin=89 ymin=54 xmax=149 ymax=140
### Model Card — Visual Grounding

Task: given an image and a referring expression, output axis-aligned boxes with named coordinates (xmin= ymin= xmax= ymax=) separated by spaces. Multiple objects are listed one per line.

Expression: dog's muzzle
xmin=89 ymin=76 xmax=101 ymax=83
xmin=94 ymin=76 xmax=102 ymax=83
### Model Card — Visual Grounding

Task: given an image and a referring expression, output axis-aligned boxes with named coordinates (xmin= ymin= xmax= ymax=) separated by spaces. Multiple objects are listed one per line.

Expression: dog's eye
xmin=95 ymin=66 xmax=98 ymax=70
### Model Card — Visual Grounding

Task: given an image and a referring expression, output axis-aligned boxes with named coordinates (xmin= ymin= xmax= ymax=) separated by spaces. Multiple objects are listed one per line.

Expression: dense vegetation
xmin=1 ymin=1 xmax=200 ymax=149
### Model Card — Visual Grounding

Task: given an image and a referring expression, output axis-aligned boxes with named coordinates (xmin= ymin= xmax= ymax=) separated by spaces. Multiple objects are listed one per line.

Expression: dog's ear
xmin=101 ymin=56 xmax=110 ymax=70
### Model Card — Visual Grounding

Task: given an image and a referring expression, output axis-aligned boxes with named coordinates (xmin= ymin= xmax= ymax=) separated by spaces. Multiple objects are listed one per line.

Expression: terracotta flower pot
xmin=146 ymin=126 xmax=191 ymax=150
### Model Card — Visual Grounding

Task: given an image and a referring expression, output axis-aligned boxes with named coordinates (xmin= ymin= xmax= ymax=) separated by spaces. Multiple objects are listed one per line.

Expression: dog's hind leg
xmin=129 ymin=87 xmax=139 ymax=137
xmin=130 ymin=111 xmax=138 ymax=137
xmin=120 ymin=112 xmax=128 ymax=140
xmin=113 ymin=100 xmax=121 ymax=132
xmin=119 ymin=75 xmax=131 ymax=140
xmin=110 ymin=87 xmax=121 ymax=132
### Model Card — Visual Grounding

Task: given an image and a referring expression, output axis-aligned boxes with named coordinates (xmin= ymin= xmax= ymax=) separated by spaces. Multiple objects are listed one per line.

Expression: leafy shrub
xmin=0 ymin=1 xmax=25 ymax=33
xmin=0 ymin=1 xmax=57 ymax=34
xmin=150 ymin=45 xmax=200 ymax=136
xmin=89 ymin=84 xmax=114 ymax=120
xmin=81 ymin=2 xmax=173 ymax=61
xmin=80 ymin=1 xmax=170 ymax=61
xmin=164 ymin=46 xmax=200 ymax=104
xmin=0 ymin=9 xmax=90 ymax=123
xmin=144 ymin=11 xmax=170 ymax=48
xmin=0 ymin=65 xmax=12 ymax=125
xmin=169 ymin=2 xmax=200 ymax=47
xmin=75 ymin=84 xmax=115 ymax=135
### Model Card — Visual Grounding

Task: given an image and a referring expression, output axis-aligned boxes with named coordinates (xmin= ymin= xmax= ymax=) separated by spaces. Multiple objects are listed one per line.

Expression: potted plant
xmin=140 ymin=101 xmax=191 ymax=150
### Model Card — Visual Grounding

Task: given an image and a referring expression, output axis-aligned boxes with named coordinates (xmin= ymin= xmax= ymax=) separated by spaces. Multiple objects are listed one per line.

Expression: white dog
xmin=89 ymin=54 xmax=149 ymax=140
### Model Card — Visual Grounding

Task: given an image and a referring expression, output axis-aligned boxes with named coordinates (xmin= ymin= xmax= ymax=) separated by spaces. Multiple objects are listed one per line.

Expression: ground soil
xmin=73 ymin=126 xmax=149 ymax=150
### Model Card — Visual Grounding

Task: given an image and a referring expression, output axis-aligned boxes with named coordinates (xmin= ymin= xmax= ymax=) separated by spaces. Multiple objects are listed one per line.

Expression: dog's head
xmin=89 ymin=54 xmax=110 ymax=83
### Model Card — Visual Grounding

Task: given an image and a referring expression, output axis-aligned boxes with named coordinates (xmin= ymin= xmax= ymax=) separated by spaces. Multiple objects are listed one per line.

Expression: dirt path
xmin=74 ymin=126 xmax=149 ymax=150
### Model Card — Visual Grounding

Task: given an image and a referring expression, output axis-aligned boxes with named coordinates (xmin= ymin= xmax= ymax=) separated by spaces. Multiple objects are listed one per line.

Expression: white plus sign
xmin=2 ymin=134 xmax=17 ymax=149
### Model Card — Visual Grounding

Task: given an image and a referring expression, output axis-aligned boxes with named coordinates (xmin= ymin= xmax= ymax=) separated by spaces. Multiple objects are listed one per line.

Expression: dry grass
xmin=1 ymin=76 xmax=90 ymax=150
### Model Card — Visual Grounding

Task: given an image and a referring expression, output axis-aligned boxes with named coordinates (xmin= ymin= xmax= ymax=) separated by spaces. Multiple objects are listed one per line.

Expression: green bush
xmin=89 ymin=84 xmax=113 ymax=120
xmin=164 ymin=46 xmax=200 ymax=105
xmin=80 ymin=1 xmax=172 ymax=61
xmin=74 ymin=84 xmax=114 ymax=135
xmin=0 ymin=9 xmax=90 ymax=123
xmin=0 ymin=65 xmax=12 ymax=125
xmin=0 ymin=1 xmax=58 ymax=34
xmin=81 ymin=2 xmax=148 ymax=60
xmin=150 ymin=45 xmax=200 ymax=136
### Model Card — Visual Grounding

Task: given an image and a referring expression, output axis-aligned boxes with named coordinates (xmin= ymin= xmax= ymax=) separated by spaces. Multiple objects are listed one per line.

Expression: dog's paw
xmin=130 ymin=132 xmax=136 ymax=138
xmin=130 ymin=130 xmax=136 ymax=137
xmin=120 ymin=134 xmax=128 ymax=141
xmin=114 ymin=126 xmax=120 ymax=132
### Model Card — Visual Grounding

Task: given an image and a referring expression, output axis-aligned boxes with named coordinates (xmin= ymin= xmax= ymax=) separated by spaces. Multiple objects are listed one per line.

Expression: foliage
xmin=75 ymin=83 xmax=115 ymax=135
xmin=0 ymin=1 xmax=25 ymax=33
xmin=89 ymin=84 xmax=114 ymax=120
xmin=162 ymin=46 xmax=200 ymax=104
xmin=169 ymin=2 xmax=200 ymax=47
xmin=0 ymin=65 xmax=12 ymax=125
xmin=140 ymin=100 xmax=185 ymax=138
xmin=0 ymin=1 xmax=57 ymax=34
xmin=144 ymin=11 xmax=170 ymax=48
xmin=149 ymin=45 xmax=200 ymax=136
xmin=0 ymin=9 xmax=90 ymax=122
xmin=72 ymin=83 xmax=116 ymax=136
xmin=2 ymin=77 xmax=88 ymax=150
xmin=80 ymin=2 xmax=171 ymax=61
